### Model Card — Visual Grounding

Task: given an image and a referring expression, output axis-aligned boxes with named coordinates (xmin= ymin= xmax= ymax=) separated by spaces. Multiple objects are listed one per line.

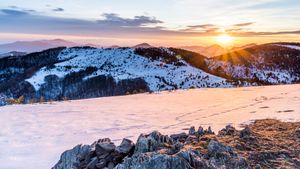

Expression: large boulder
xmin=208 ymin=140 xmax=249 ymax=169
xmin=116 ymin=138 xmax=135 ymax=155
xmin=52 ymin=144 xmax=91 ymax=169
xmin=134 ymin=131 xmax=173 ymax=154
xmin=115 ymin=152 xmax=191 ymax=169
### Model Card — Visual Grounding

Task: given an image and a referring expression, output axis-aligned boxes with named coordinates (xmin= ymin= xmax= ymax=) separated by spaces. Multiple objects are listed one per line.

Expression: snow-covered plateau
xmin=0 ymin=84 xmax=299 ymax=169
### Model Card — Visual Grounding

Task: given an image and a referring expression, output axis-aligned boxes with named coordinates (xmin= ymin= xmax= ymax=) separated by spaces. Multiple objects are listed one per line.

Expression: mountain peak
xmin=132 ymin=43 xmax=153 ymax=48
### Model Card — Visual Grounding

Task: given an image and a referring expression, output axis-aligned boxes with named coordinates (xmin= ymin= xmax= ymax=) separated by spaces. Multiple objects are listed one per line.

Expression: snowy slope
xmin=275 ymin=44 xmax=300 ymax=50
xmin=26 ymin=47 xmax=232 ymax=91
xmin=0 ymin=84 xmax=300 ymax=169
xmin=207 ymin=43 xmax=300 ymax=84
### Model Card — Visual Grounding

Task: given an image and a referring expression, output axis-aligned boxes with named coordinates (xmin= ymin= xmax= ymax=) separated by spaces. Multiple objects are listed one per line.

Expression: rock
xmin=208 ymin=141 xmax=249 ymax=168
xmin=115 ymin=152 xmax=191 ymax=169
xmin=134 ymin=131 xmax=173 ymax=153
xmin=170 ymin=142 xmax=183 ymax=154
xmin=208 ymin=140 xmax=232 ymax=156
xmin=170 ymin=132 xmax=187 ymax=142
xmin=197 ymin=126 xmax=204 ymax=136
xmin=52 ymin=144 xmax=91 ymax=169
xmin=177 ymin=150 xmax=209 ymax=168
xmin=255 ymin=164 xmax=262 ymax=169
xmin=86 ymin=157 xmax=98 ymax=169
xmin=107 ymin=162 xmax=115 ymax=169
xmin=53 ymin=119 xmax=299 ymax=169
xmin=207 ymin=126 xmax=214 ymax=134
xmin=189 ymin=126 xmax=196 ymax=135
xmin=95 ymin=159 xmax=107 ymax=168
xmin=95 ymin=139 xmax=116 ymax=156
xmin=218 ymin=125 xmax=238 ymax=136
xmin=116 ymin=138 xmax=134 ymax=155
xmin=240 ymin=126 xmax=252 ymax=138
xmin=185 ymin=135 xmax=198 ymax=144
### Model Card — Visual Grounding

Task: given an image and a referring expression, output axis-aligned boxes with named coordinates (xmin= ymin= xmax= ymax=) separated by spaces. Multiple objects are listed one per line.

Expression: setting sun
xmin=216 ymin=34 xmax=233 ymax=45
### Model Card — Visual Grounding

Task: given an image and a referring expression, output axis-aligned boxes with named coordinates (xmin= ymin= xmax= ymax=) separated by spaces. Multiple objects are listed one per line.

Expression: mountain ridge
xmin=0 ymin=42 xmax=299 ymax=105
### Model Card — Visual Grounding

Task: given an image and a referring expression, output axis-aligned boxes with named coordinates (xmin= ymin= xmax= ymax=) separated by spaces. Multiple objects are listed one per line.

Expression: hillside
xmin=0 ymin=43 xmax=300 ymax=105
xmin=207 ymin=43 xmax=300 ymax=84
xmin=0 ymin=47 xmax=234 ymax=105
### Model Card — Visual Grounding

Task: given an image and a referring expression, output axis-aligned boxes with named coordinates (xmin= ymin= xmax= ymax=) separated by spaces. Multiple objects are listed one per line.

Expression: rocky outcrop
xmin=53 ymin=119 xmax=300 ymax=169
xmin=53 ymin=145 xmax=92 ymax=169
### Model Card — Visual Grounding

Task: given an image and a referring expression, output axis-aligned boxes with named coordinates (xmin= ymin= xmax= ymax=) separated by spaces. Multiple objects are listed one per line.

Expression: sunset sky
xmin=0 ymin=0 xmax=300 ymax=46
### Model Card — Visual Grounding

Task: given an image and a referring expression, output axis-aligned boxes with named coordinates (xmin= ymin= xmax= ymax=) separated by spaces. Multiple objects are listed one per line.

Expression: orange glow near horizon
xmin=1 ymin=32 xmax=300 ymax=47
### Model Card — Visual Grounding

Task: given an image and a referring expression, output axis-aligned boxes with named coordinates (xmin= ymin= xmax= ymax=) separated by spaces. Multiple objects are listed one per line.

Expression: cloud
xmin=231 ymin=30 xmax=300 ymax=36
xmin=187 ymin=24 xmax=216 ymax=29
xmin=99 ymin=13 xmax=163 ymax=27
xmin=233 ymin=22 xmax=254 ymax=27
xmin=0 ymin=9 xmax=166 ymax=38
xmin=52 ymin=8 xmax=64 ymax=12
xmin=0 ymin=9 xmax=28 ymax=16
xmin=0 ymin=8 xmax=300 ymax=39
xmin=182 ymin=24 xmax=219 ymax=32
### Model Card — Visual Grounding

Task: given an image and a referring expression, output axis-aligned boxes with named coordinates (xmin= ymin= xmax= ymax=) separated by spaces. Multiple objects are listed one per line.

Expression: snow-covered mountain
xmin=0 ymin=47 xmax=235 ymax=104
xmin=207 ymin=43 xmax=300 ymax=84
xmin=0 ymin=43 xmax=299 ymax=105
xmin=132 ymin=43 xmax=153 ymax=48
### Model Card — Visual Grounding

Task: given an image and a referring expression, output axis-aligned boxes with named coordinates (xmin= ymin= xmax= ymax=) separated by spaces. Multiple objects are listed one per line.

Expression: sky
xmin=0 ymin=0 xmax=300 ymax=46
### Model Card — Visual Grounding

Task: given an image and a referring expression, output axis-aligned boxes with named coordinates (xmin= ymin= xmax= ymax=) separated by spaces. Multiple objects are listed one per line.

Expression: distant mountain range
xmin=0 ymin=51 xmax=27 ymax=59
xmin=0 ymin=39 xmax=77 ymax=54
xmin=0 ymin=39 xmax=256 ymax=58
xmin=0 ymin=40 xmax=155 ymax=54
xmin=180 ymin=43 xmax=257 ymax=57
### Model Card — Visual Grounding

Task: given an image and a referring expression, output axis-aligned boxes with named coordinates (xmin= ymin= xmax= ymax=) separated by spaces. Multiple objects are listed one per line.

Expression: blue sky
xmin=0 ymin=0 xmax=300 ymax=46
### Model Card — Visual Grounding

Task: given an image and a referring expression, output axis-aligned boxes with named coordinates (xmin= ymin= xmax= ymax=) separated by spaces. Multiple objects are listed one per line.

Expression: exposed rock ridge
xmin=53 ymin=119 xmax=300 ymax=169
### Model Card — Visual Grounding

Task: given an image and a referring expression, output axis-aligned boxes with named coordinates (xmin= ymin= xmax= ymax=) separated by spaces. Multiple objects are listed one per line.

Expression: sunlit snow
xmin=0 ymin=84 xmax=300 ymax=169
xmin=26 ymin=48 xmax=232 ymax=91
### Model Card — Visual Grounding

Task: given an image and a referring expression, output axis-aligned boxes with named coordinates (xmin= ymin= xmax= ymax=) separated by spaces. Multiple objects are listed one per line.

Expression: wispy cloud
xmin=233 ymin=22 xmax=254 ymax=27
xmin=99 ymin=13 xmax=163 ymax=27
xmin=0 ymin=7 xmax=300 ymax=39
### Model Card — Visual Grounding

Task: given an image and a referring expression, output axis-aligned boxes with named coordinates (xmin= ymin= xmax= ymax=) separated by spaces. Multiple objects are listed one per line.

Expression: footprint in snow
xmin=259 ymin=106 xmax=269 ymax=109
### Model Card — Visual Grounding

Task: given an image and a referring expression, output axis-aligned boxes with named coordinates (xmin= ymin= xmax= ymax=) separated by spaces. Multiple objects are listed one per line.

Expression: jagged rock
xmin=240 ymin=126 xmax=251 ymax=138
xmin=95 ymin=138 xmax=116 ymax=156
xmin=218 ymin=125 xmax=238 ymax=136
xmin=208 ymin=140 xmax=233 ymax=156
xmin=295 ymin=128 xmax=300 ymax=137
xmin=177 ymin=150 xmax=209 ymax=168
xmin=170 ymin=132 xmax=187 ymax=142
xmin=207 ymin=126 xmax=214 ymax=134
xmin=188 ymin=126 xmax=196 ymax=135
xmin=135 ymin=131 xmax=173 ymax=154
xmin=255 ymin=164 xmax=262 ymax=169
xmin=52 ymin=144 xmax=91 ymax=169
xmin=54 ymin=119 xmax=299 ymax=169
xmin=96 ymin=159 xmax=107 ymax=168
xmin=197 ymin=126 xmax=204 ymax=136
xmin=208 ymin=141 xmax=249 ymax=168
xmin=116 ymin=138 xmax=135 ymax=155
xmin=170 ymin=142 xmax=183 ymax=154
xmin=115 ymin=152 xmax=191 ymax=169
xmin=107 ymin=162 xmax=115 ymax=169
xmin=185 ymin=135 xmax=198 ymax=144
xmin=86 ymin=157 xmax=98 ymax=169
